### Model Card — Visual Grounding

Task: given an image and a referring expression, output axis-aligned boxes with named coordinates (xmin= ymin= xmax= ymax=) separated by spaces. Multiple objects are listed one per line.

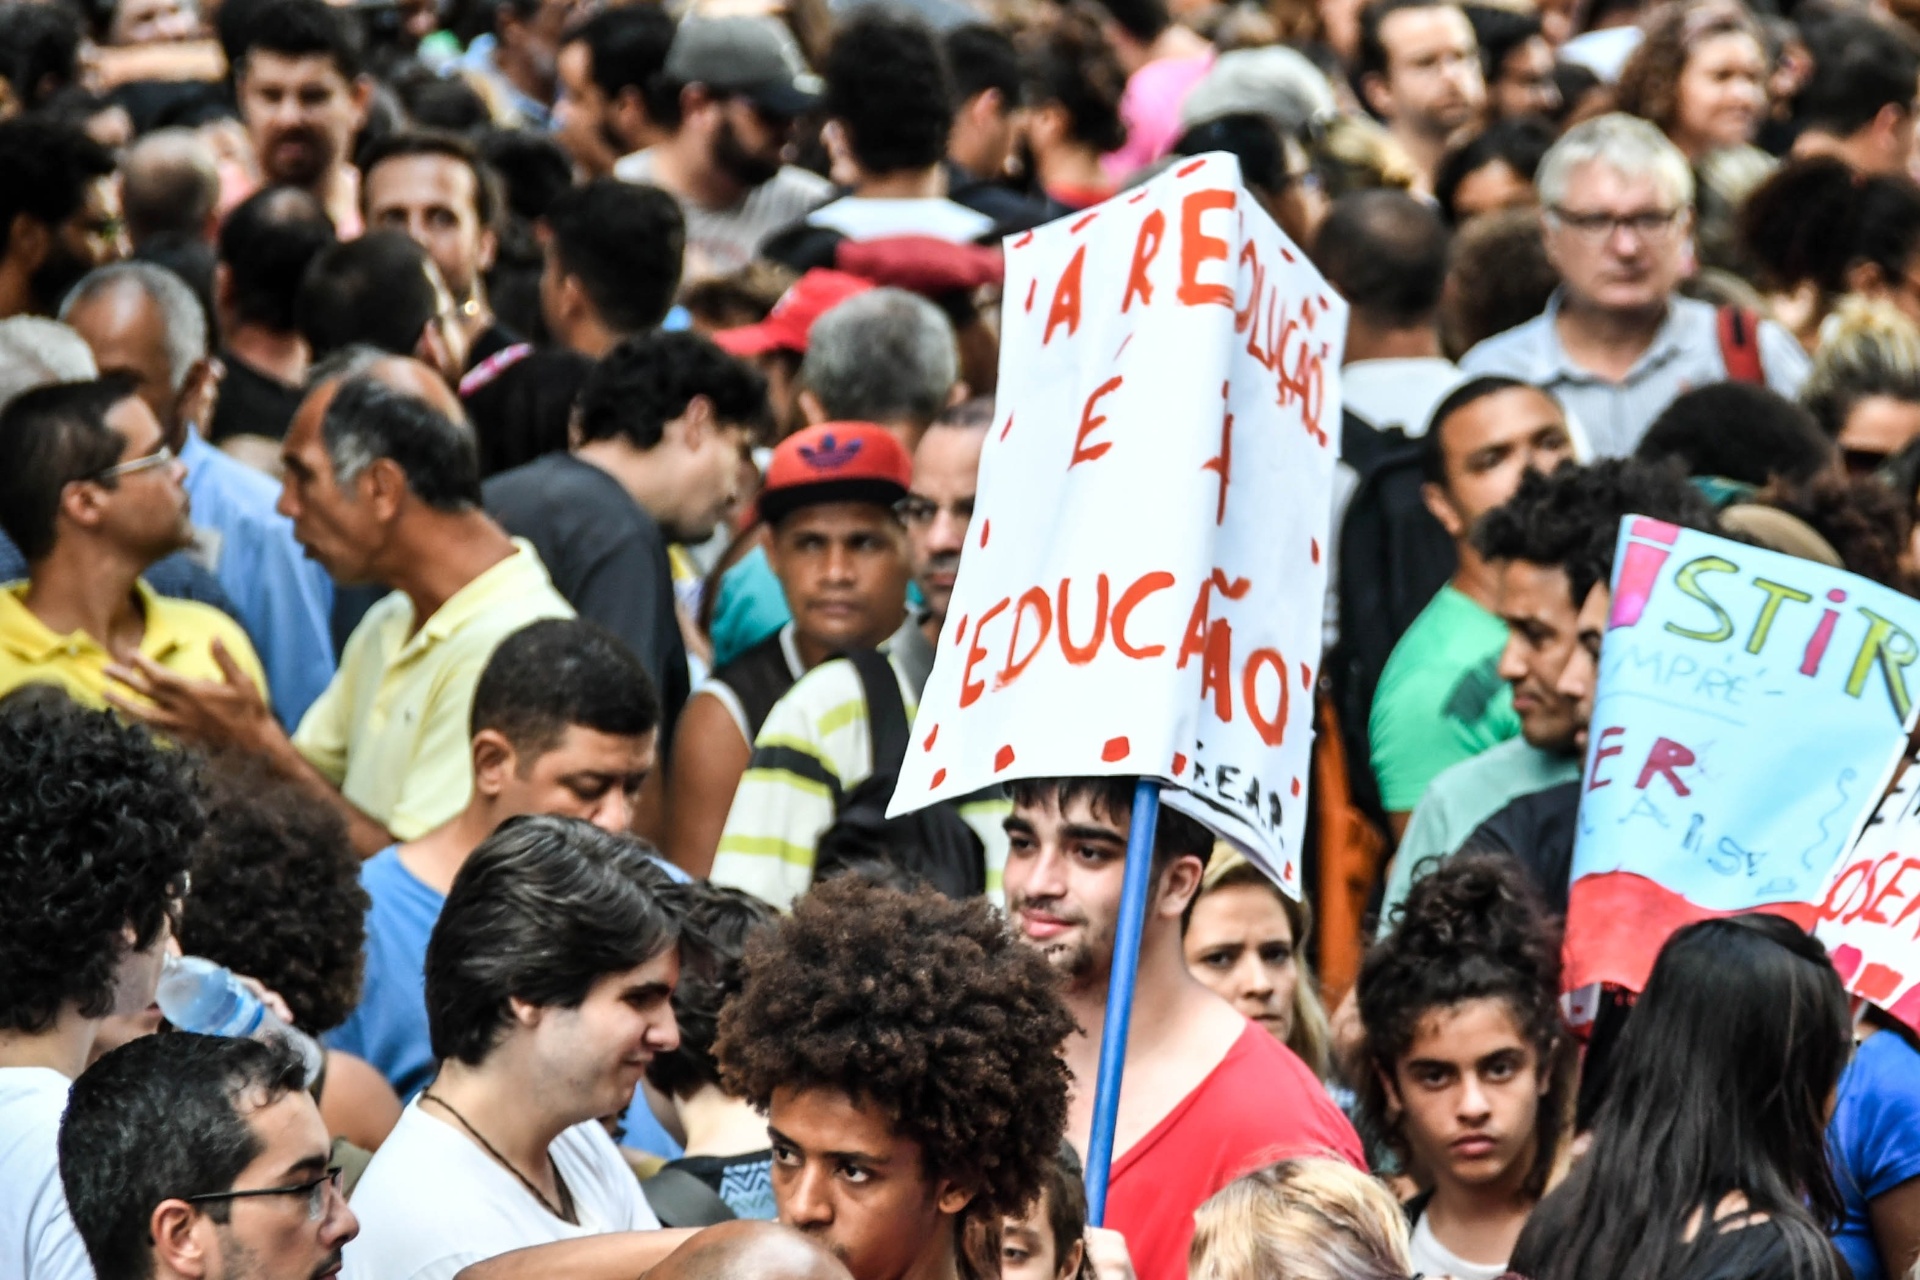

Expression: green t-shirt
xmin=1368 ymin=584 xmax=1521 ymax=813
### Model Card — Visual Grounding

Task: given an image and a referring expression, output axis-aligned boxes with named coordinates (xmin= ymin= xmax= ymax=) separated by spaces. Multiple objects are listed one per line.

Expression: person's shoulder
xmin=762 ymin=656 xmax=866 ymax=735
xmin=770 ymin=164 xmax=833 ymax=200
xmin=1377 ymin=589 xmax=1485 ymax=682
xmin=0 ymin=1068 xmax=70 ymax=1133
xmin=1202 ymin=1025 xmax=1362 ymax=1155
xmin=1459 ymin=312 xmax=1552 ymax=375
xmin=148 ymin=590 xmax=258 ymax=653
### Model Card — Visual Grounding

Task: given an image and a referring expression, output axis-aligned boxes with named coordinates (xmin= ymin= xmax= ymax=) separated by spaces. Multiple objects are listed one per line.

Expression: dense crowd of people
xmin=2 ymin=0 xmax=1920 ymax=1276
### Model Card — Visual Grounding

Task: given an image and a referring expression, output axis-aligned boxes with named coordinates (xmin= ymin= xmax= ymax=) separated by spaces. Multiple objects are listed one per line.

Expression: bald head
xmin=649 ymin=1223 xmax=855 ymax=1280
xmin=368 ymin=355 xmax=465 ymax=424
xmin=121 ymin=129 xmax=220 ymax=246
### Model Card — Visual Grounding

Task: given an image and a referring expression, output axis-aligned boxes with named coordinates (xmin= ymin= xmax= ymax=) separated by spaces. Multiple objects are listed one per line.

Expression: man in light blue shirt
xmin=62 ymin=264 xmax=335 ymax=725
xmin=1461 ymin=113 xmax=1808 ymax=458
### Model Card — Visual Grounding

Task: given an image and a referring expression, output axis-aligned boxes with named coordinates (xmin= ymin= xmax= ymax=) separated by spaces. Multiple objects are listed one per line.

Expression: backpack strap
xmin=845 ymin=648 xmax=910 ymax=776
xmin=640 ymin=1167 xmax=738 ymax=1228
xmin=1716 ymin=305 xmax=1765 ymax=385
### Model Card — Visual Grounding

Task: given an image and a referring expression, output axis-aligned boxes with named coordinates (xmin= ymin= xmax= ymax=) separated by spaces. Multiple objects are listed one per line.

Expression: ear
xmin=1060 ymin=1238 xmax=1086 ymax=1280
xmin=348 ymin=75 xmax=374 ymax=133
xmin=678 ymin=393 xmax=716 ymax=449
xmin=946 ymin=379 xmax=970 ymax=409
xmin=59 ymin=474 xmax=110 ymax=535
xmin=1376 ymin=1062 xmax=1404 ymax=1116
xmin=363 ymin=456 xmax=411 ymax=523
xmin=1359 ymin=70 xmax=1392 ymax=120
xmin=179 ymin=357 xmax=223 ymax=438
xmin=470 ymin=728 xmax=519 ymax=797
xmin=797 ymin=388 xmax=829 ymax=426
xmin=507 ymin=994 xmax=544 ymax=1028
xmin=7 ymin=211 xmax=49 ymax=272
xmin=150 ymin=1200 xmax=211 ymax=1278
xmin=477 ymin=225 xmax=498 ymax=274
xmin=1422 ymin=479 xmax=1465 ymax=538
xmin=970 ymin=87 xmax=1003 ymax=127
xmin=213 ymin=261 xmax=236 ymax=312
xmin=1155 ymin=854 xmax=1205 ymax=919
xmin=933 ymin=1179 xmax=975 ymax=1217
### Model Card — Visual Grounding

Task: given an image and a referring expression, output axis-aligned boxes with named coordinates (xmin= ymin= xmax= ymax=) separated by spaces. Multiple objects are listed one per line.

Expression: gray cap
xmin=1179 ymin=46 xmax=1336 ymax=135
xmin=665 ymin=16 xmax=825 ymax=117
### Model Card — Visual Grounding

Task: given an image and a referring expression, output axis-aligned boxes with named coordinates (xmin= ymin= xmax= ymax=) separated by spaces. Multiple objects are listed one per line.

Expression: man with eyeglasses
xmin=1461 ymin=113 xmax=1809 ymax=457
xmin=668 ymin=419 xmax=915 ymax=877
xmin=0 ymin=118 xmax=127 ymax=323
xmin=0 ymin=376 xmax=268 ymax=708
xmin=0 ymin=695 xmax=201 ymax=1280
xmin=59 ymin=1033 xmax=358 ymax=1280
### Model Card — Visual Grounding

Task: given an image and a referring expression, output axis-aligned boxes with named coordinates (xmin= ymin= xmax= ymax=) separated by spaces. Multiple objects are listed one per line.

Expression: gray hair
xmin=1536 ymin=113 xmax=1695 ymax=212
xmin=801 ymin=288 xmax=958 ymax=431
xmin=59 ymin=263 xmax=208 ymax=393
xmin=0 ymin=317 xmax=97 ymax=412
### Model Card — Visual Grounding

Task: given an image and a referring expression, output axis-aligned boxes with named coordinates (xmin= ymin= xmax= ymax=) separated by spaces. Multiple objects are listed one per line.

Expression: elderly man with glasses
xmin=0 ymin=375 xmax=268 ymax=709
xmin=58 ymin=1033 xmax=360 ymax=1280
xmin=1460 ymin=112 xmax=1810 ymax=457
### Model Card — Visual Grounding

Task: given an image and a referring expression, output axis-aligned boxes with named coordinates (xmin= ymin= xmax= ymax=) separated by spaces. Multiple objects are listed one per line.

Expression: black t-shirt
xmin=483 ymin=453 xmax=690 ymax=746
xmin=1458 ymin=779 xmax=1581 ymax=914
xmin=209 ymin=351 xmax=304 ymax=443
xmin=465 ymin=321 xmax=521 ymax=371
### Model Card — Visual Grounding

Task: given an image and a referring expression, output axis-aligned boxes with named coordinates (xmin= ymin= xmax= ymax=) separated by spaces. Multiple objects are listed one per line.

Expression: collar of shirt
xmin=1525 ymin=288 xmax=1705 ymax=388
xmin=0 ymin=579 xmax=186 ymax=665
xmin=396 ymin=539 xmax=554 ymax=657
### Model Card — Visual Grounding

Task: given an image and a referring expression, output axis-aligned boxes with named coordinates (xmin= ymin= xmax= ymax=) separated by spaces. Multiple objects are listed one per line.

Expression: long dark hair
xmin=1520 ymin=915 xmax=1852 ymax=1280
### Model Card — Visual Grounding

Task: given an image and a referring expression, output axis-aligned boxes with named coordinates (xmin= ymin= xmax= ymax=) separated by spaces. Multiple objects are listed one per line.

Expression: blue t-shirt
xmin=326 ymin=846 xmax=443 ymax=1102
xmin=1828 ymin=1027 xmax=1920 ymax=1280
xmin=327 ymin=844 xmax=691 ymax=1156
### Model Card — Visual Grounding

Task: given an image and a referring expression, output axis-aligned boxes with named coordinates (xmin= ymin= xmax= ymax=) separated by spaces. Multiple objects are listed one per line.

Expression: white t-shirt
xmin=1407 ymin=1210 xmax=1509 ymax=1280
xmin=342 ymin=1102 xmax=661 ymax=1280
xmin=0 ymin=1067 xmax=92 ymax=1280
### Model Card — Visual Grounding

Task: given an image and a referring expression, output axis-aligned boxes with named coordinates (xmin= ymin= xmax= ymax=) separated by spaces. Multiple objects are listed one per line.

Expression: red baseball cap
xmin=714 ymin=270 xmax=875 ymax=357
xmin=758 ymin=422 xmax=913 ymax=525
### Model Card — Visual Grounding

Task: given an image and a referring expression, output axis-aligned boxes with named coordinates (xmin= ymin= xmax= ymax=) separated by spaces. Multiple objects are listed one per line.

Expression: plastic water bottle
xmin=156 ymin=955 xmax=326 ymax=1086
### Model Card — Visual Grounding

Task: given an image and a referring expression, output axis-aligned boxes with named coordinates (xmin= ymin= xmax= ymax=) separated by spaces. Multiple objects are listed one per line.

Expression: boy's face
xmin=769 ymin=1085 xmax=971 ymax=1280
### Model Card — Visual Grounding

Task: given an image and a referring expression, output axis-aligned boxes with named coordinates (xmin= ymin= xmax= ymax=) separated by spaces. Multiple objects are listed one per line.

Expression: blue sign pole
xmin=1083 ymin=778 xmax=1162 ymax=1226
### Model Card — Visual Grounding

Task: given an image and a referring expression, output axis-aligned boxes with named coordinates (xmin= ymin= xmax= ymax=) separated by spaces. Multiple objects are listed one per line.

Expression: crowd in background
xmin=2 ymin=0 xmax=1920 ymax=1276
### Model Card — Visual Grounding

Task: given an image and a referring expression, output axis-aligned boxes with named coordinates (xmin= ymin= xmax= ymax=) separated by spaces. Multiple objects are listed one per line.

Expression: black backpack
xmin=813 ymin=649 xmax=988 ymax=899
xmin=1327 ymin=408 xmax=1457 ymax=829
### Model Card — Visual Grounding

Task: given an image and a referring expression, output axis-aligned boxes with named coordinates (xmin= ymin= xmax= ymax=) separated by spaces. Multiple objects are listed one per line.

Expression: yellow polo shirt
xmin=0 ymin=579 xmax=268 ymax=711
xmin=292 ymin=540 xmax=573 ymax=840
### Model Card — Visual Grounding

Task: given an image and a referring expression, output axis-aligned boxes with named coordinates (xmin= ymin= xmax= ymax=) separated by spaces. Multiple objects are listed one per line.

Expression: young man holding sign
xmin=1003 ymin=776 xmax=1364 ymax=1280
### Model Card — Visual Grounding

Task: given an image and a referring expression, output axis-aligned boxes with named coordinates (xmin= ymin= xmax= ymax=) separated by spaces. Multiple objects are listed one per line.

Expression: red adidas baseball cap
xmin=758 ymin=422 xmax=913 ymax=525
xmin=714 ymin=269 xmax=875 ymax=357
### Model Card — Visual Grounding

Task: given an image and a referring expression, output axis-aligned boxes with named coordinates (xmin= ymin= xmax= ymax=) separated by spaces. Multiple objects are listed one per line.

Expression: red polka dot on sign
xmin=979 ymin=520 xmax=990 ymax=548
xmin=1176 ymin=158 xmax=1207 ymax=177
xmin=953 ymin=615 xmax=967 ymax=647
xmin=1310 ymin=538 xmax=1320 ymax=563
xmin=1071 ymin=211 xmax=1098 ymax=233
xmin=923 ymin=724 xmax=939 ymax=752
xmin=1284 ymin=860 xmax=1294 ymax=880
xmin=1024 ymin=279 xmax=1036 ymax=312
xmin=1301 ymin=663 xmax=1312 ymax=689
xmin=1290 ymin=777 xmax=1301 ymax=797
xmin=1172 ymin=752 xmax=1188 ymax=775
xmin=1101 ymin=736 xmax=1130 ymax=762
xmin=1000 ymin=412 xmax=1014 ymax=441
xmin=1013 ymin=230 xmax=1034 ymax=248
xmin=995 ymin=745 xmax=1016 ymax=772
xmin=931 ymin=767 xmax=947 ymax=788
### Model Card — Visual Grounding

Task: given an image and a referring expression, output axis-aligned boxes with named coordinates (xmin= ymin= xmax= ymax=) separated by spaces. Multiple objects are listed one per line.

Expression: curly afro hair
xmin=825 ymin=11 xmax=955 ymax=177
xmin=177 ymin=752 xmax=368 ymax=1034
xmin=0 ymin=692 xmax=200 ymax=1033
xmin=1356 ymin=853 xmax=1571 ymax=1197
xmin=1473 ymin=459 xmax=1721 ymax=609
xmin=716 ymin=876 xmax=1074 ymax=1224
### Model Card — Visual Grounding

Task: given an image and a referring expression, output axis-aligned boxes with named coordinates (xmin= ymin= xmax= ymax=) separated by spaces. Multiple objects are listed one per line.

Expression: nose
xmin=1459 ymin=1072 xmax=1493 ymax=1123
xmin=784 ymin=1164 xmax=834 ymax=1228
xmin=322 ymin=1186 xmax=359 ymax=1249
xmin=275 ymin=479 xmax=299 ymax=522
xmin=822 ymin=543 xmax=857 ymax=585
xmin=166 ymin=454 xmax=189 ymax=486
xmin=1496 ymin=631 xmax=1527 ymax=683
xmin=1022 ymin=845 xmax=1071 ymax=901
xmin=1234 ymin=953 xmax=1274 ymax=1001
xmin=647 ymin=1004 xmax=681 ymax=1053
xmin=589 ymin=789 xmax=634 ymax=834
xmin=1555 ymin=646 xmax=1594 ymax=702
xmin=927 ymin=509 xmax=968 ymax=557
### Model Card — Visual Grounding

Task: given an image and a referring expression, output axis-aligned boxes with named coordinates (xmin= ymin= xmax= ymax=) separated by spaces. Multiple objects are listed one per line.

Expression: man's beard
xmin=712 ymin=116 xmax=782 ymax=189
xmin=30 ymin=241 xmax=90 ymax=315
xmin=264 ymin=127 xmax=334 ymax=188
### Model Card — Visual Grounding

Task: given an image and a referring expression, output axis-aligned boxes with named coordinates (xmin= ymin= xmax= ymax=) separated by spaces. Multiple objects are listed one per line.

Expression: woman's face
xmin=1386 ymin=996 xmax=1546 ymax=1195
xmin=1001 ymin=1192 xmax=1081 ymax=1280
xmin=1672 ymin=32 xmax=1768 ymax=156
xmin=1453 ymin=158 xmax=1536 ymax=222
xmin=1183 ymin=883 xmax=1300 ymax=1044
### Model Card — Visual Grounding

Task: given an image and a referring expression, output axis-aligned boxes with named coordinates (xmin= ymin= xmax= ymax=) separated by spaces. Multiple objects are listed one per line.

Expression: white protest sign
xmin=1815 ymin=754 xmax=1920 ymax=1033
xmin=887 ymin=153 xmax=1345 ymax=893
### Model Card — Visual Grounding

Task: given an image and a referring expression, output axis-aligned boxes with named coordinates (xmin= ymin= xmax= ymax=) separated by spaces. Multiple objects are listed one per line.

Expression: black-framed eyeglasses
xmin=1546 ymin=205 xmax=1684 ymax=240
xmin=182 ymin=1167 xmax=342 ymax=1222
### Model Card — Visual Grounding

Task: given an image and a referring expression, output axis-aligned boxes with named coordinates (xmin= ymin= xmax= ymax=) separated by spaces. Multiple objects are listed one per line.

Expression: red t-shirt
xmin=1103 ymin=1022 xmax=1366 ymax=1280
